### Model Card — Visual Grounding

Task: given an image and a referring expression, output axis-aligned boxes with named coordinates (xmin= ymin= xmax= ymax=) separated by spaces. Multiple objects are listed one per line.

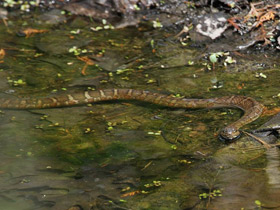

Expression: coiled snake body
xmin=0 ymin=89 xmax=264 ymax=142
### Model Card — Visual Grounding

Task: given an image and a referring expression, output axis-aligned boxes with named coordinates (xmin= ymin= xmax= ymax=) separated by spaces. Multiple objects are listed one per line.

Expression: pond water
xmin=0 ymin=10 xmax=280 ymax=210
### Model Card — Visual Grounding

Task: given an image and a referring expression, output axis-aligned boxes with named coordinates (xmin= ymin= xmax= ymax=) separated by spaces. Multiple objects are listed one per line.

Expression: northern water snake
xmin=0 ymin=89 xmax=264 ymax=142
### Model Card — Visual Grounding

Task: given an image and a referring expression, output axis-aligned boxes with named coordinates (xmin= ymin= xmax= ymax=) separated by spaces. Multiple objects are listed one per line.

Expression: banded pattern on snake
xmin=0 ymin=89 xmax=264 ymax=141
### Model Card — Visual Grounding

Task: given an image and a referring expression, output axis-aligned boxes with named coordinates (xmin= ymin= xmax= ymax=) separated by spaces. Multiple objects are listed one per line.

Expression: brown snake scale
xmin=0 ymin=89 xmax=264 ymax=141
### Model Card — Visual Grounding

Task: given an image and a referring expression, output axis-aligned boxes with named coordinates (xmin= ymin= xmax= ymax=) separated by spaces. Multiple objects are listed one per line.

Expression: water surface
xmin=0 ymin=10 xmax=280 ymax=210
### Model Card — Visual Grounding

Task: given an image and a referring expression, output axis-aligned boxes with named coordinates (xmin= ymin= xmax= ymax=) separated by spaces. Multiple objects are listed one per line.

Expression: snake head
xmin=219 ymin=126 xmax=241 ymax=143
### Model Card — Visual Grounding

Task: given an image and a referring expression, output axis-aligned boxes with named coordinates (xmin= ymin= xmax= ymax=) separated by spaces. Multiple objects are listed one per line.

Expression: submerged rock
xmin=63 ymin=0 xmax=158 ymax=27
xmin=37 ymin=9 xmax=67 ymax=25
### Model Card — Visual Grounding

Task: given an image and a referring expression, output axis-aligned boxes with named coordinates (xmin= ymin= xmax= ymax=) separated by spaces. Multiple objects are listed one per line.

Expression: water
xmin=0 ymin=9 xmax=280 ymax=210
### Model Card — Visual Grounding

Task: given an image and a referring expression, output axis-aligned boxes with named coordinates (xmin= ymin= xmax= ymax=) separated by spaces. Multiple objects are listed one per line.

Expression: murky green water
xmin=0 ymin=10 xmax=280 ymax=210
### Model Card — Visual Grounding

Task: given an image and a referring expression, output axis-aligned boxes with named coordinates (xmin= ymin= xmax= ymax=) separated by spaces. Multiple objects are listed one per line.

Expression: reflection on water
xmin=0 ymin=8 xmax=280 ymax=210
xmin=266 ymin=147 xmax=280 ymax=188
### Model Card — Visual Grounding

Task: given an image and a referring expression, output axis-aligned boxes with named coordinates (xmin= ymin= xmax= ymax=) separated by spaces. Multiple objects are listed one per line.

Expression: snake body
xmin=0 ymin=89 xmax=264 ymax=141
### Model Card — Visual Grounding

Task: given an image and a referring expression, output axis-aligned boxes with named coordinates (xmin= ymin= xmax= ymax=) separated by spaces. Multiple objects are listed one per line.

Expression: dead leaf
xmin=21 ymin=28 xmax=48 ymax=38
xmin=121 ymin=190 xmax=141 ymax=197
xmin=77 ymin=56 xmax=94 ymax=75
xmin=263 ymin=107 xmax=280 ymax=116
xmin=0 ymin=48 xmax=5 ymax=60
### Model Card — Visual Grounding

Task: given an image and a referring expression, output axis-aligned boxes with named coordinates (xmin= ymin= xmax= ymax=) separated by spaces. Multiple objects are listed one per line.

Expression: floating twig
xmin=242 ymin=130 xmax=272 ymax=149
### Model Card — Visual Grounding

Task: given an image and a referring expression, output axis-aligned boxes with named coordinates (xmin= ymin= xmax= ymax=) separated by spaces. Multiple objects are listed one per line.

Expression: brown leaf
xmin=21 ymin=28 xmax=48 ymax=38
xmin=0 ymin=48 xmax=5 ymax=60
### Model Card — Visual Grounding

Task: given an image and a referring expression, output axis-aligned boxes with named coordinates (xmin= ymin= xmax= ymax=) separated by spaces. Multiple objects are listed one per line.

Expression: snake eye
xmin=219 ymin=127 xmax=241 ymax=143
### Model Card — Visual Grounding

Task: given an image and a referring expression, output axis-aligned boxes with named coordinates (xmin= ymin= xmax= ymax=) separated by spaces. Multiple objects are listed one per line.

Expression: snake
xmin=0 ymin=88 xmax=264 ymax=142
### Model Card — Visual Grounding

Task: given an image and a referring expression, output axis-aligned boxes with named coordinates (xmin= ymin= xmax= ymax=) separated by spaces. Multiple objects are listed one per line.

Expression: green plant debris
xmin=69 ymin=46 xmax=88 ymax=56
xmin=49 ymin=122 xmax=60 ymax=127
xmin=90 ymin=26 xmax=103 ymax=31
xmin=172 ymin=93 xmax=184 ymax=98
xmin=178 ymin=159 xmax=192 ymax=164
xmin=147 ymin=131 xmax=161 ymax=136
xmin=121 ymin=77 xmax=129 ymax=80
xmin=116 ymin=68 xmax=133 ymax=74
xmin=8 ymin=78 xmax=26 ymax=86
xmin=255 ymin=72 xmax=267 ymax=78
xmin=34 ymin=53 xmax=43 ymax=57
xmin=27 ymin=151 xmax=33 ymax=157
xmin=35 ymin=125 xmax=44 ymax=129
xmin=144 ymin=180 xmax=162 ymax=188
xmin=108 ymin=39 xmax=122 ymax=47
xmin=255 ymin=200 xmax=262 ymax=207
xmin=70 ymin=29 xmax=81 ymax=34
xmin=188 ymin=60 xmax=194 ymax=65
xmin=150 ymin=39 xmax=155 ymax=48
xmin=20 ymin=2 xmax=31 ymax=12
xmin=98 ymin=49 xmax=105 ymax=55
xmin=40 ymin=115 xmax=48 ymax=120
xmin=3 ymin=0 xmax=17 ymax=7
xmin=21 ymin=178 xmax=30 ymax=183
xmin=133 ymin=4 xmax=141 ymax=11
xmin=84 ymin=128 xmax=95 ymax=134
xmin=211 ymin=77 xmax=223 ymax=89
xmin=180 ymin=41 xmax=188 ymax=46
xmin=102 ymin=19 xmax=107 ymax=25
xmin=121 ymin=187 xmax=131 ymax=192
xmin=3 ymin=0 xmax=40 ymax=11
xmin=171 ymin=145 xmax=177 ymax=150
xmin=146 ymin=79 xmax=156 ymax=84
xmin=90 ymin=22 xmax=114 ymax=31
xmin=107 ymin=121 xmax=117 ymax=131
xmin=119 ymin=199 xmax=127 ymax=203
xmin=224 ymin=56 xmax=236 ymax=66
xmin=153 ymin=19 xmax=163 ymax=28
xmin=209 ymin=52 xmax=236 ymax=66
xmin=199 ymin=189 xmax=222 ymax=199
xmin=209 ymin=53 xmax=218 ymax=63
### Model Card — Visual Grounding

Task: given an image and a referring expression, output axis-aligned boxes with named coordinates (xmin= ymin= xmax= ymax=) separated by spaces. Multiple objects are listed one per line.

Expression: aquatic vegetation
xmin=209 ymin=52 xmax=236 ymax=68
xmin=199 ymin=189 xmax=222 ymax=200
xmin=255 ymin=200 xmax=262 ymax=208
xmin=68 ymin=46 xmax=88 ymax=56
xmin=255 ymin=72 xmax=267 ymax=79
xmin=7 ymin=78 xmax=26 ymax=86
xmin=3 ymin=0 xmax=39 ymax=12
xmin=90 ymin=19 xmax=114 ymax=31
xmin=152 ymin=19 xmax=163 ymax=28
xmin=0 ymin=2 xmax=279 ymax=209
xmin=3 ymin=0 xmax=17 ymax=8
